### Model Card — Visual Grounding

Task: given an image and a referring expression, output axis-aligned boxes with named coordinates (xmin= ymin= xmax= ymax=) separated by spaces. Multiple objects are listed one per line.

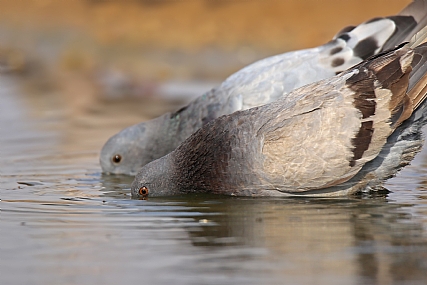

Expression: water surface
xmin=2 ymin=76 xmax=427 ymax=285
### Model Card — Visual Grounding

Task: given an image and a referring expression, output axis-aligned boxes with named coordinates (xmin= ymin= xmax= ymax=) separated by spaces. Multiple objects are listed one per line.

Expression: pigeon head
xmin=100 ymin=117 xmax=168 ymax=175
xmin=130 ymin=154 xmax=179 ymax=198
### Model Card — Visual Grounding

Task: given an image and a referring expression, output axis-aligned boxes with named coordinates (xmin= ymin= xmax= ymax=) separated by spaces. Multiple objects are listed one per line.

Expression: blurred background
xmin=0 ymin=0 xmax=412 ymax=152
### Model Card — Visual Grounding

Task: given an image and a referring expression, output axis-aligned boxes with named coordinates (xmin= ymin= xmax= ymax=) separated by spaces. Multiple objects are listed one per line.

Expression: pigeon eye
xmin=139 ymin=186 xmax=149 ymax=196
xmin=112 ymin=154 xmax=122 ymax=164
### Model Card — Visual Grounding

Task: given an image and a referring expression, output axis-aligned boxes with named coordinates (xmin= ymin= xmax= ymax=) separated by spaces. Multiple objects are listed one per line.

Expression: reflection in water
xmin=4 ymin=178 xmax=427 ymax=285
xmin=158 ymin=196 xmax=427 ymax=284
xmin=99 ymin=173 xmax=134 ymax=199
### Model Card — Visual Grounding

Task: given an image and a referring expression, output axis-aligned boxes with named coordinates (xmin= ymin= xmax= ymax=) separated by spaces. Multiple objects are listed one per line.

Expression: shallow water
xmin=2 ymin=75 xmax=427 ymax=285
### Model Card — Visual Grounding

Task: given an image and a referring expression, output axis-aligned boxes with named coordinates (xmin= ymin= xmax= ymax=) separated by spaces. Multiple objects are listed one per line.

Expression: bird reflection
xmin=99 ymin=179 xmax=427 ymax=283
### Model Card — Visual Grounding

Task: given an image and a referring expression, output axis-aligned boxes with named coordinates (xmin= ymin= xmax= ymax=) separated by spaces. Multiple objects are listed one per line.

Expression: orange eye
xmin=112 ymin=155 xmax=122 ymax=164
xmin=139 ymin=186 xmax=149 ymax=196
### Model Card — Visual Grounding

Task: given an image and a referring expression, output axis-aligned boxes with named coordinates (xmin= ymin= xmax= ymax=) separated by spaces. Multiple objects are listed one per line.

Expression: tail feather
xmin=404 ymin=26 xmax=427 ymax=111
xmin=398 ymin=0 xmax=427 ymax=31
xmin=381 ymin=0 xmax=427 ymax=51
xmin=333 ymin=0 xmax=427 ymax=61
xmin=408 ymin=25 xmax=427 ymax=48
xmin=409 ymin=43 xmax=427 ymax=110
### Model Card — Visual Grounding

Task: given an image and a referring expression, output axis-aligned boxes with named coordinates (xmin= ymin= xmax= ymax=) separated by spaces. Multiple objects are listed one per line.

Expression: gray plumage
xmin=131 ymin=36 xmax=427 ymax=198
xmin=101 ymin=0 xmax=427 ymax=175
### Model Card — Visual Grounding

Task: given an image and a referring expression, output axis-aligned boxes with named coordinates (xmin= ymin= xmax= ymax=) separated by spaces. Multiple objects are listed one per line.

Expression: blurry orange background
xmin=0 ymin=0 xmax=413 ymax=132
xmin=0 ymin=0 xmax=411 ymax=79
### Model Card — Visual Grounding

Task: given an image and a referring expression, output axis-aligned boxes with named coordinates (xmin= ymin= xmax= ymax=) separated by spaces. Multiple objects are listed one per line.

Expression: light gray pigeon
xmin=131 ymin=31 xmax=427 ymax=198
xmin=101 ymin=0 xmax=427 ymax=175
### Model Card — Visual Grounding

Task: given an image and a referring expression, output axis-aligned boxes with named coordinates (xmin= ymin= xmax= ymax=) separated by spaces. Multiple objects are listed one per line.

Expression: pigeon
xmin=131 ymin=30 xmax=427 ymax=198
xmin=101 ymin=0 xmax=427 ymax=175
